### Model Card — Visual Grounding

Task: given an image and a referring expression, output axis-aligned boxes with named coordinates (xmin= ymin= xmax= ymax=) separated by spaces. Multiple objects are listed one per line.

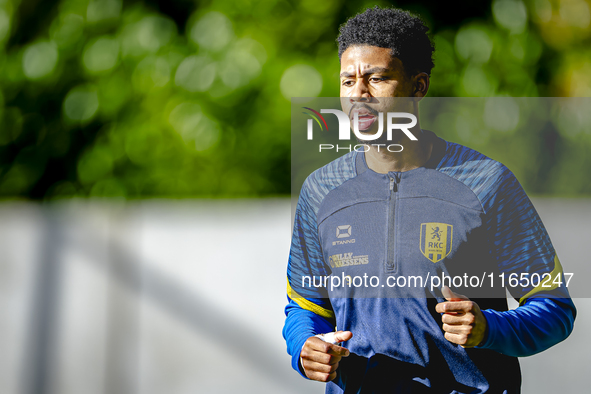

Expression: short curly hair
xmin=337 ymin=6 xmax=435 ymax=76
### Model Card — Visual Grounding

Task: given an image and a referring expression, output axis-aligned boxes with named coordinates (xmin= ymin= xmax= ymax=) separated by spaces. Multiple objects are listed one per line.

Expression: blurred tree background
xmin=0 ymin=0 xmax=589 ymax=199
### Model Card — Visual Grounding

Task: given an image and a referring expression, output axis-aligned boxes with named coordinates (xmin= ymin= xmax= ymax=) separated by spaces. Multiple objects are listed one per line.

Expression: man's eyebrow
xmin=340 ymin=67 xmax=390 ymax=78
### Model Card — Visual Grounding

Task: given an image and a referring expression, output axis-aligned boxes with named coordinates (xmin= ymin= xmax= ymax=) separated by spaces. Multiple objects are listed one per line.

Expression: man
xmin=283 ymin=7 xmax=575 ymax=393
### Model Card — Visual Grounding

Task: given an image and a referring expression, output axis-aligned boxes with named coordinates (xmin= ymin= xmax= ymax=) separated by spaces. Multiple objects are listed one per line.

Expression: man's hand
xmin=435 ymin=286 xmax=487 ymax=348
xmin=300 ymin=331 xmax=352 ymax=382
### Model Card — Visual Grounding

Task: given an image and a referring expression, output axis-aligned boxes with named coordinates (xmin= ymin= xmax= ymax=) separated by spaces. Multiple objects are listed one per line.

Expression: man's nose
xmin=349 ymin=81 xmax=371 ymax=103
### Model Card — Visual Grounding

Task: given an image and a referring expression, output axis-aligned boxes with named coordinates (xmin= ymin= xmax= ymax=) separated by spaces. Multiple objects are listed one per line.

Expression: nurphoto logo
xmin=302 ymin=107 xmax=418 ymax=153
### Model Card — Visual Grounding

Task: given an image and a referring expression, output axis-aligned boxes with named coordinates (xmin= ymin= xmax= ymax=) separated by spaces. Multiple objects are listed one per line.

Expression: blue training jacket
xmin=283 ymin=132 xmax=576 ymax=393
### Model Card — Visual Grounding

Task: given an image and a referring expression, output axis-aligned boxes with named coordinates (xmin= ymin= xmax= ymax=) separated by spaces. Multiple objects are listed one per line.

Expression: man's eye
xmin=341 ymin=80 xmax=355 ymax=87
xmin=370 ymin=77 xmax=385 ymax=82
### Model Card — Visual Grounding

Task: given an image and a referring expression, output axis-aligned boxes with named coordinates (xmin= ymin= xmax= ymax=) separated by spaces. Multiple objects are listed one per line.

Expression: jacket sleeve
xmin=283 ymin=176 xmax=336 ymax=377
xmin=478 ymin=166 xmax=576 ymax=356
xmin=479 ymin=297 xmax=575 ymax=357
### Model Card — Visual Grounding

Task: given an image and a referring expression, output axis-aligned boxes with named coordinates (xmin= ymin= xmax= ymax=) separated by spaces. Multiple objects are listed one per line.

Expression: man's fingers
xmin=306 ymin=337 xmax=350 ymax=357
xmin=301 ymin=331 xmax=352 ymax=382
xmin=441 ymin=285 xmax=469 ymax=302
xmin=435 ymin=287 xmax=472 ymax=314
xmin=301 ymin=359 xmax=340 ymax=374
xmin=442 ymin=323 xmax=472 ymax=335
xmin=333 ymin=330 xmax=353 ymax=343
xmin=433 ymin=290 xmax=486 ymax=348
xmin=305 ymin=370 xmax=338 ymax=383
xmin=327 ymin=343 xmax=350 ymax=357
xmin=441 ymin=311 xmax=475 ymax=325
xmin=301 ymin=345 xmax=343 ymax=366
xmin=443 ymin=331 xmax=469 ymax=346
xmin=435 ymin=300 xmax=473 ymax=314
xmin=301 ymin=346 xmax=341 ymax=383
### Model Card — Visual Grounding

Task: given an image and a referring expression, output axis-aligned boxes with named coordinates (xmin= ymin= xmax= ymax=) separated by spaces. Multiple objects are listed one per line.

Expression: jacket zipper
xmin=386 ymin=173 xmax=400 ymax=273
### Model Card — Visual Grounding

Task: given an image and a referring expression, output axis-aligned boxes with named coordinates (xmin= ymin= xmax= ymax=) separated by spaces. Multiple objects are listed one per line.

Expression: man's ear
xmin=413 ymin=72 xmax=430 ymax=99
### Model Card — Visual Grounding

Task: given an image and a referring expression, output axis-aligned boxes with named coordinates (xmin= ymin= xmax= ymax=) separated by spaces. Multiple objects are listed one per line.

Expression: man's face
xmin=339 ymin=45 xmax=415 ymax=138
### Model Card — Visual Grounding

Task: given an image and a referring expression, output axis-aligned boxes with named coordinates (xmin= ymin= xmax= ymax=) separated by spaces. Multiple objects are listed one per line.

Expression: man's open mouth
xmin=351 ymin=111 xmax=378 ymax=131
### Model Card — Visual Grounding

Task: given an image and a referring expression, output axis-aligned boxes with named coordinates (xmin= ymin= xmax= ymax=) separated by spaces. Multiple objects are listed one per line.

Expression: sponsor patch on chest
xmin=328 ymin=252 xmax=369 ymax=268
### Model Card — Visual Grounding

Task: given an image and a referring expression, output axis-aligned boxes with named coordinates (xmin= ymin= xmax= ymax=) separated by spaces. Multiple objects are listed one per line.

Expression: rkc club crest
xmin=420 ymin=223 xmax=453 ymax=263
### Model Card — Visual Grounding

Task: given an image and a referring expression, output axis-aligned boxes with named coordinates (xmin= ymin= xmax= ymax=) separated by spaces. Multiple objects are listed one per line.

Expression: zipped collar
xmin=355 ymin=130 xmax=448 ymax=176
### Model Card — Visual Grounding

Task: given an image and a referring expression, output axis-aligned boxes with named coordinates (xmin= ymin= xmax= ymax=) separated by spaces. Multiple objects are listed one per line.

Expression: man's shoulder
xmin=436 ymin=139 xmax=521 ymax=212
xmin=302 ymin=151 xmax=358 ymax=196
xmin=437 ymin=139 xmax=514 ymax=187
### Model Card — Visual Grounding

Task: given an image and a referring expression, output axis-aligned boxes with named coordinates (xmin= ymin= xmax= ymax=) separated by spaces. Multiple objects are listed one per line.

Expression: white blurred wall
xmin=0 ymin=198 xmax=588 ymax=394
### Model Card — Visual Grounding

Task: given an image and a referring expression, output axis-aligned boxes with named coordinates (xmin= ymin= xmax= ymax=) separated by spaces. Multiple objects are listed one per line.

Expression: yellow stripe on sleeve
xmin=519 ymin=254 xmax=564 ymax=306
xmin=287 ymin=278 xmax=335 ymax=320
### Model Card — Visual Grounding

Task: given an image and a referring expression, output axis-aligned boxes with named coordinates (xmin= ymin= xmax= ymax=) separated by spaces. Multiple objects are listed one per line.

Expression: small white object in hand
xmin=315 ymin=332 xmax=338 ymax=344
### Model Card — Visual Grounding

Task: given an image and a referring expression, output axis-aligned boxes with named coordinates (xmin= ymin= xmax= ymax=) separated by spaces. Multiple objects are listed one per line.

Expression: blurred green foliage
xmin=0 ymin=0 xmax=590 ymax=199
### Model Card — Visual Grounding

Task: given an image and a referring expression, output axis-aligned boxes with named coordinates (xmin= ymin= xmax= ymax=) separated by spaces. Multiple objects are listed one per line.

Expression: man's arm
xmin=436 ymin=287 xmax=576 ymax=356
xmin=284 ymin=169 xmax=353 ymax=381
xmin=477 ymin=297 xmax=575 ymax=357
xmin=283 ymin=298 xmax=353 ymax=381
xmin=283 ymin=298 xmax=334 ymax=377
xmin=436 ymin=161 xmax=577 ymax=356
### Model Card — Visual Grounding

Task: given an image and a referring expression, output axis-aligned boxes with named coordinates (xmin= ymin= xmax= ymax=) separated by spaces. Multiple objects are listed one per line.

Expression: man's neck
xmin=364 ymin=127 xmax=433 ymax=173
